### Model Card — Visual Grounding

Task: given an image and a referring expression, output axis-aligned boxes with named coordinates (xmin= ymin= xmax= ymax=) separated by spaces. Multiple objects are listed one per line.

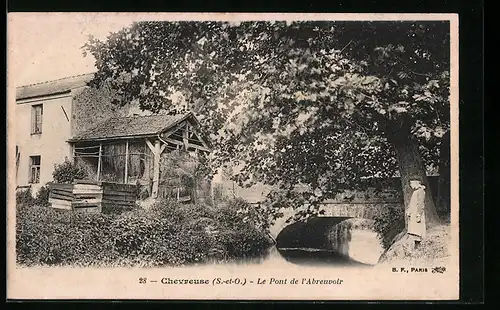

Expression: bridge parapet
xmin=319 ymin=202 xmax=401 ymax=219
xmin=269 ymin=202 xmax=402 ymax=239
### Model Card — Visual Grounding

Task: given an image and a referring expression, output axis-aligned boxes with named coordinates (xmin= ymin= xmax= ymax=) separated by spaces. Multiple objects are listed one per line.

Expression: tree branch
xmin=393 ymin=54 xmax=433 ymax=78
xmin=402 ymin=64 xmax=433 ymax=77
xmin=344 ymin=118 xmax=371 ymax=135
xmin=339 ymin=39 xmax=354 ymax=54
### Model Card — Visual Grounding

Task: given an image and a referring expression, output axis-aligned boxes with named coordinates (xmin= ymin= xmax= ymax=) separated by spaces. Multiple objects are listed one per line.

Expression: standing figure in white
xmin=406 ymin=179 xmax=427 ymax=248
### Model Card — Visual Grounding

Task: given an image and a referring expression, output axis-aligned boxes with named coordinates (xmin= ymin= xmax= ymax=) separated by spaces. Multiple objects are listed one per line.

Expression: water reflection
xmin=277 ymin=248 xmax=372 ymax=267
xmin=272 ymin=216 xmax=382 ymax=266
xmin=206 ymin=216 xmax=381 ymax=267
xmin=224 ymin=246 xmax=373 ymax=267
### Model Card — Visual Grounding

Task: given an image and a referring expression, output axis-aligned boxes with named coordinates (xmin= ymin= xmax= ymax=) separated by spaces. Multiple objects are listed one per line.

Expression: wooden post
xmin=210 ymin=180 xmax=215 ymax=206
xmin=96 ymin=143 xmax=102 ymax=181
xmin=151 ymin=139 xmax=161 ymax=198
xmin=124 ymin=140 xmax=129 ymax=184
xmin=183 ymin=123 xmax=189 ymax=150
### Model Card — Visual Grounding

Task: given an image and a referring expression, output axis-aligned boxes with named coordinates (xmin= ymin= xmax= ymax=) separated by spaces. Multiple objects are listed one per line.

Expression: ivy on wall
xmin=71 ymin=83 xmax=130 ymax=135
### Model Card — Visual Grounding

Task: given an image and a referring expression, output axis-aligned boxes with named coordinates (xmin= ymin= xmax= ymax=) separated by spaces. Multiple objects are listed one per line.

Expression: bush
xmin=216 ymin=198 xmax=272 ymax=231
xmin=16 ymin=184 xmax=54 ymax=208
xmin=148 ymin=199 xmax=273 ymax=262
xmin=52 ymin=158 xmax=87 ymax=184
xmin=217 ymin=226 xmax=272 ymax=259
xmin=16 ymin=199 xmax=274 ymax=267
xmin=135 ymin=181 xmax=151 ymax=200
xmin=16 ymin=204 xmax=116 ymax=266
xmin=211 ymin=198 xmax=273 ymax=259
xmin=34 ymin=183 xmax=51 ymax=208
xmin=16 ymin=188 xmax=35 ymax=207
xmin=373 ymin=205 xmax=405 ymax=250
xmin=101 ymin=203 xmax=139 ymax=215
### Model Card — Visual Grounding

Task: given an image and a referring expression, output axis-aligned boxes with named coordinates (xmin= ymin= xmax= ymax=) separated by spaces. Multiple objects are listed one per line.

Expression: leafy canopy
xmin=84 ymin=21 xmax=450 ymax=210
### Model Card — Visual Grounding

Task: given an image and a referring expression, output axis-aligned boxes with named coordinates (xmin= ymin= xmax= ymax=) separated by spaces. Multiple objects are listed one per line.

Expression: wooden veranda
xmin=67 ymin=112 xmax=211 ymax=200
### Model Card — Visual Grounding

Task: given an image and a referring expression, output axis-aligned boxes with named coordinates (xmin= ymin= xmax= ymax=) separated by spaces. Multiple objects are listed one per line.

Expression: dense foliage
xmin=16 ymin=188 xmax=35 ymax=206
xmin=83 ymin=21 xmax=451 ymax=228
xmin=33 ymin=184 xmax=51 ymax=208
xmin=373 ymin=206 xmax=405 ymax=250
xmin=72 ymin=82 xmax=127 ymax=135
xmin=16 ymin=199 xmax=273 ymax=267
xmin=52 ymin=158 xmax=88 ymax=184
xmin=16 ymin=186 xmax=50 ymax=208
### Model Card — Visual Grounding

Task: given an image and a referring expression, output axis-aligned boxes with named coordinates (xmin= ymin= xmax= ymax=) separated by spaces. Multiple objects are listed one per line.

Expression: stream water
xmin=226 ymin=245 xmax=373 ymax=268
xmin=276 ymin=247 xmax=371 ymax=267
xmin=205 ymin=217 xmax=382 ymax=268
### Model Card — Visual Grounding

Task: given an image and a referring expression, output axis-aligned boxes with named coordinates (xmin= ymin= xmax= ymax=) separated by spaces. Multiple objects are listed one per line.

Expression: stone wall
xmin=326 ymin=218 xmax=384 ymax=265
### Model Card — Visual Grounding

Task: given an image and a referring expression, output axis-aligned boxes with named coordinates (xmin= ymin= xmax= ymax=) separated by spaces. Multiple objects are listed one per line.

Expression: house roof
xmin=16 ymin=73 xmax=95 ymax=100
xmin=68 ymin=113 xmax=197 ymax=143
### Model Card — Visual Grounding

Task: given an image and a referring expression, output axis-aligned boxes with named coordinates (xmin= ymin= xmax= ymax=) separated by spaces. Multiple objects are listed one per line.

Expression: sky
xmin=8 ymin=12 xmax=453 ymax=88
xmin=8 ymin=13 xmax=139 ymax=87
xmin=7 ymin=12 xmax=270 ymax=87
xmin=7 ymin=13 xmax=264 ymax=87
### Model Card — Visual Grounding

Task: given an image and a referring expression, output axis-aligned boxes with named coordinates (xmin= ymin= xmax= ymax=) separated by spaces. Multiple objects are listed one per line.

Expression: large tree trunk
xmin=436 ymin=130 xmax=451 ymax=222
xmin=387 ymin=121 xmax=441 ymax=231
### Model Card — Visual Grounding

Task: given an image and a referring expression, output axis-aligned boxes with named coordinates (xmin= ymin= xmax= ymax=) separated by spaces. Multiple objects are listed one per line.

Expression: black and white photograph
xmin=7 ymin=13 xmax=459 ymax=300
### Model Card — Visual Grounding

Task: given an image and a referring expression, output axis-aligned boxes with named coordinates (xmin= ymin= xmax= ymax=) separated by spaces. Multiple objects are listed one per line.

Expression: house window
xmin=31 ymin=104 xmax=43 ymax=134
xmin=29 ymin=156 xmax=41 ymax=184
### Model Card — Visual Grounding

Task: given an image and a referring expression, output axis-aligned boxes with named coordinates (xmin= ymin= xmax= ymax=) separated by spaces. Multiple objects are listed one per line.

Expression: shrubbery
xmin=33 ymin=183 xmax=51 ymax=208
xmin=373 ymin=205 xmax=405 ymax=250
xmin=16 ymin=198 xmax=273 ymax=267
xmin=16 ymin=185 xmax=50 ymax=208
xmin=52 ymin=158 xmax=87 ymax=183
xmin=16 ymin=188 xmax=35 ymax=207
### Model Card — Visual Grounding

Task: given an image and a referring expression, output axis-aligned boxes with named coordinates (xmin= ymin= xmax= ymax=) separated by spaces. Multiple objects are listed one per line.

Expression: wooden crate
xmin=72 ymin=180 xmax=103 ymax=212
xmin=49 ymin=183 xmax=74 ymax=210
xmin=48 ymin=180 xmax=137 ymax=212
xmin=48 ymin=198 xmax=73 ymax=210
xmin=101 ymin=182 xmax=137 ymax=210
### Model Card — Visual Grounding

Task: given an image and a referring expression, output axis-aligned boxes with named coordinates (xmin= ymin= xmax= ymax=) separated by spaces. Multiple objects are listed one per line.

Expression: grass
xmin=378 ymin=224 xmax=451 ymax=265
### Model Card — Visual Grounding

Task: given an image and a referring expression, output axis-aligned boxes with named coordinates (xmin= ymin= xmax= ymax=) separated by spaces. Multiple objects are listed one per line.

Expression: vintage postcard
xmin=7 ymin=12 xmax=459 ymax=300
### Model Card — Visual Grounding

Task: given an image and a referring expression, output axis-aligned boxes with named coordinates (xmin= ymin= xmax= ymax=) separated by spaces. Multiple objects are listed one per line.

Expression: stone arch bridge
xmin=263 ymin=200 xmax=402 ymax=265
xmin=267 ymin=200 xmax=402 ymax=240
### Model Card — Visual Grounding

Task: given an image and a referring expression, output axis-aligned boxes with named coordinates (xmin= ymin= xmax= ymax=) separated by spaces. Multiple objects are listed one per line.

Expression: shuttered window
xmin=31 ymin=104 xmax=43 ymax=134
